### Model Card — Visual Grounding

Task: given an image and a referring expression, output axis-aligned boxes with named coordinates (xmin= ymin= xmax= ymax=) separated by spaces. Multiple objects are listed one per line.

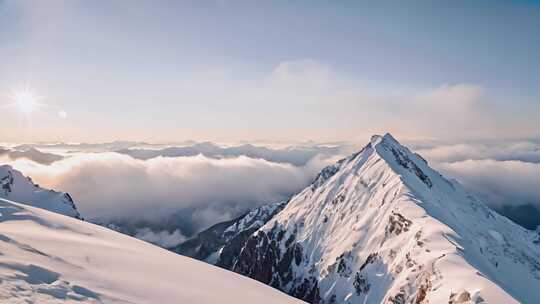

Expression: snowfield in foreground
xmin=0 ymin=198 xmax=304 ymax=304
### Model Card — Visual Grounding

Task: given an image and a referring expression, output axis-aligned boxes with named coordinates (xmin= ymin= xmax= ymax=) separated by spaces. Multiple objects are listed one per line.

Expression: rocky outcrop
xmin=0 ymin=165 xmax=81 ymax=219
xmin=172 ymin=201 xmax=285 ymax=263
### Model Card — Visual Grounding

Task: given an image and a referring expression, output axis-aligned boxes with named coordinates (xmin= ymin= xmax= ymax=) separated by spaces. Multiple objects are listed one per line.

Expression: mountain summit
xmin=198 ymin=133 xmax=540 ymax=303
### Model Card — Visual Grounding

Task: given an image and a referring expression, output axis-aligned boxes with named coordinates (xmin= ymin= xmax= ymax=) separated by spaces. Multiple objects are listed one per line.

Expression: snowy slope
xmin=0 ymin=165 xmax=81 ymax=219
xmin=0 ymin=198 xmax=304 ymax=304
xmin=228 ymin=134 xmax=540 ymax=303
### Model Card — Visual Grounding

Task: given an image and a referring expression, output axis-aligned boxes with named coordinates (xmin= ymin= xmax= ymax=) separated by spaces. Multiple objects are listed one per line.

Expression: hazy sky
xmin=1 ymin=0 xmax=539 ymax=143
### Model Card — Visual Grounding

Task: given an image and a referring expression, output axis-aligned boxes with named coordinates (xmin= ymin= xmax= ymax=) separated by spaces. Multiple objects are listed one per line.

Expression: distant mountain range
xmin=2 ymin=140 xmax=347 ymax=166
xmin=116 ymin=142 xmax=342 ymax=166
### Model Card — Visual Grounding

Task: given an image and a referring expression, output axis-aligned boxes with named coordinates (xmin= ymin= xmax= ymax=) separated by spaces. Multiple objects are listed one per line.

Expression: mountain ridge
xmin=0 ymin=164 xmax=81 ymax=219
xmin=172 ymin=201 xmax=285 ymax=264
xmin=186 ymin=133 xmax=540 ymax=303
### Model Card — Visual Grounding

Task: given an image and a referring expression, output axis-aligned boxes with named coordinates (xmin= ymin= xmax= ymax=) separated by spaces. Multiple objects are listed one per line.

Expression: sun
xmin=9 ymin=88 xmax=41 ymax=113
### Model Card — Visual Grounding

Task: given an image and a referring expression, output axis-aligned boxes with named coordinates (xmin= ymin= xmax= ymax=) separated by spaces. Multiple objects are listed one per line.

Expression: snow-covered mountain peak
xmin=229 ymin=134 xmax=540 ymax=304
xmin=371 ymin=133 xmax=435 ymax=187
xmin=369 ymin=132 xmax=398 ymax=146
xmin=0 ymin=164 xmax=81 ymax=219
xmin=311 ymin=132 xmax=435 ymax=196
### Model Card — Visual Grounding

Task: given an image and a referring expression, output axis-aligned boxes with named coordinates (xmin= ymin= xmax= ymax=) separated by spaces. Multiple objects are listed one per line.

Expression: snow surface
xmin=0 ymin=165 xmax=81 ymax=219
xmin=246 ymin=133 xmax=540 ymax=303
xmin=0 ymin=198 xmax=304 ymax=304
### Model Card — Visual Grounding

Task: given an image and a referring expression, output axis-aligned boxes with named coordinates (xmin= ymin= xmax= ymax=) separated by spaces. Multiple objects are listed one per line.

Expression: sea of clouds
xmin=2 ymin=138 xmax=540 ymax=246
xmin=0 ymin=142 xmax=344 ymax=244
xmin=414 ymin=140 xmax=540 ymax=229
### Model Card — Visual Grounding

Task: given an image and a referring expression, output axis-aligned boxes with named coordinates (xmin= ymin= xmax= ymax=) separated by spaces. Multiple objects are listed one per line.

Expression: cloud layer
xmin=7 ymin=151 xmax=338 ymax=233
xmin=437 ymin=159 xmax=540 ymax=210
xmin=4 ymin=137 xmax=540 ymax=232
xmin=134 ymin=228 xmax=187 ymax=248
xmin=415 ymin=140 xmax=540 ymax=229
xmin=414 ymin=141 xmax=540 ymax=164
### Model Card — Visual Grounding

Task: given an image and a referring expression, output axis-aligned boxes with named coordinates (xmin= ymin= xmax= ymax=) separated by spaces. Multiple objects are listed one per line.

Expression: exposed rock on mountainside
xmin=172 ymin=202 xmax=285 ymax=264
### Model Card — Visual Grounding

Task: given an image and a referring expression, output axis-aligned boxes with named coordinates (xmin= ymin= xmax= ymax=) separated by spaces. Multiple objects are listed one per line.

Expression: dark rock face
xmin=290 ymin=277 xmax=320 ymax=303
xmin=386 ymin=212 xmax=412 ymax=237
xmin=353 ymin=272 xmax=370 ymax=295
xmin=1 ymin=170 xmax=14 ymax=195
xmin=63 ymin=193 xmax=82 ymax=220
xmin=388 ymin=146 xmax=432 ymax=188
xmin=311 ymin=158 xmax=347 ymax=190
xmin=217 ymin=228 xmax=259 ymax=269
xmin=227 ymin=224 xmax=321 ymax=304
xmin=172 ymin=202 xmax=285 ymax=262
xmin=172 ymin=218 xmax=238 ymax=260
xmin=231 ymin=231 xmax=278 ymax=284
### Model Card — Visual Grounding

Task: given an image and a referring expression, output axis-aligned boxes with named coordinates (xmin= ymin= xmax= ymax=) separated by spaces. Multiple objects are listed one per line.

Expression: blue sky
xmin=1 ymin=0 xmax=539 ymax=143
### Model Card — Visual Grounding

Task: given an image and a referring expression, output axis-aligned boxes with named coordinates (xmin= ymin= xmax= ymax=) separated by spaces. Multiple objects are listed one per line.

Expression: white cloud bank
xmin=7 ymin=152 xmax=339 ymax=231
xmin=417 ymin=141 xmax=540 ymax=229
xmin=437 ymin=159 xmax=540 ymax=210
xmin=135 ymin=228 xmax=187 ymax=248
xmin=414 ymin=141 xmax=540 ymax=164
xmin=4 ymin=137 xmax=540 ymax=231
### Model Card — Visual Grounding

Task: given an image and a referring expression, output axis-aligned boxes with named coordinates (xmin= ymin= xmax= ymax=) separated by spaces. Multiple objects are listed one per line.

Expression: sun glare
xmin=14 ymin=91 xmax=37 ymax=113
xmin=9 ymin=88 xmax=41 ymax=113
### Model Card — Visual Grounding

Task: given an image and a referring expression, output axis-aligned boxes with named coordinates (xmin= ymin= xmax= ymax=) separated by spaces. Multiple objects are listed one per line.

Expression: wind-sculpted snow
xmin=0 ymin=165 xmax=81 ymax=219
xmin=226 ymin=134 xmax=540 ymax=303
xmin=0 ymin=198 xmax=304 ymax=304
